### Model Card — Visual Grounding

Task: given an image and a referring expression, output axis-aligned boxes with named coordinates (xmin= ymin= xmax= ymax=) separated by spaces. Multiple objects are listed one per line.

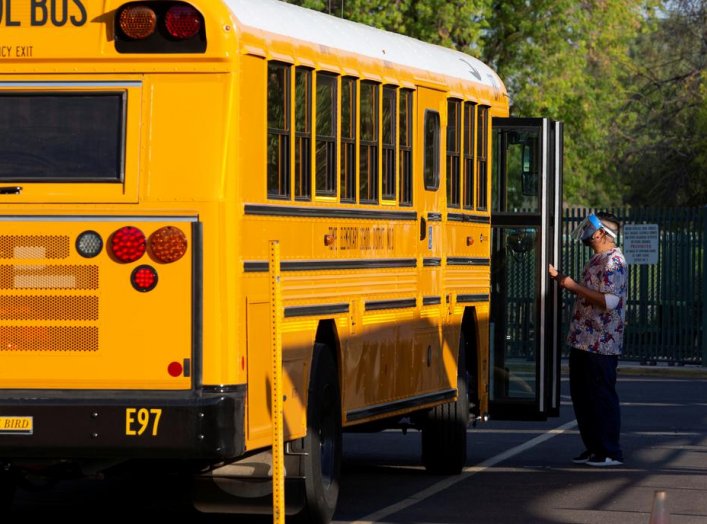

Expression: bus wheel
xmin=421 ymin=341 xmax=469 ymax=474
xmin=295 ymin=344 xmax=342 ymax=524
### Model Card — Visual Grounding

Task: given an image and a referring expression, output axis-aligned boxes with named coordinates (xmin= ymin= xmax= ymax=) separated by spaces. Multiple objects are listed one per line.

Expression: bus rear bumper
xmin=0 ymin=386 xmax=246 ymax=462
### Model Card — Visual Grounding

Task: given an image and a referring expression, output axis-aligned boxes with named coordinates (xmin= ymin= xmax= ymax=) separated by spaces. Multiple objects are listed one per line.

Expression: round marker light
xmin=131 ymin=265 xmax=158 ymax=292
xmin=110 ymin=226 xmax=146 ymax=263
xmin=165 ymin=5 xmax=202 ymax=39
xmin=168 ymin=361 xmax=183 ymax=377
xmin=149 ymin=226 xmax=188 ymax=263
xmin=119 ymin=6 xmax=157 ymax=40
xmin=76 ymin=230 xmax=103 ymax=258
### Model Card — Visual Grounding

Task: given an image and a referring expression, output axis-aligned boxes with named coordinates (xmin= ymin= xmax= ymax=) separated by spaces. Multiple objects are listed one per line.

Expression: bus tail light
xmin=131 ymin=265 xmax=158 ymax=292
xmin=118 ymin=5 xmax=157 ymax=39
xmin=110 ymin=226 xmax=146 ymax=263
xmin=115 ymin=2 xmax=207 ymax=54
xmin=76 ymin=230 xmax=103 ymax=258
xmin=149 ymin=226 xmax=188 ymax=263
xmin=165 ymin=5 xmax=202 ymax=39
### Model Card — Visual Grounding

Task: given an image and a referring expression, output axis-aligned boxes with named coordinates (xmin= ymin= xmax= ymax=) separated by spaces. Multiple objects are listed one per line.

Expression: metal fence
xmin=561 ymin=208 xmax=706 ymax=366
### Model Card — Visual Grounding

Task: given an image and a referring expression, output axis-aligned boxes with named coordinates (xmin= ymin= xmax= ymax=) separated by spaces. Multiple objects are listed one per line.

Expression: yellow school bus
xmin=0 ymin=0 xmax=563 ymax=521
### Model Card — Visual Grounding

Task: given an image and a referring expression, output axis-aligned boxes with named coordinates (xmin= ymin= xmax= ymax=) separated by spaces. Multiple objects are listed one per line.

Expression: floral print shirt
xmin=567 ymin=247 xmax=628 ymax=355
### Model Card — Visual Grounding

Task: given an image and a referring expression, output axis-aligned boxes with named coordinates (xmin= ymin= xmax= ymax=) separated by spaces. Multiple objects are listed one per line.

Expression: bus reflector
xmin=149 ymin=226 xmax=188 ymax=263
xmin=131 ymin=265 xmax=158 ymax=292
xmin=76 ymin=231 xmax=103 ymax=258
xmin=111 ymin=226 xmax=146 ymax=263
xmin=119 ymin=6 xmax=157 ymax=39
xmin=165 ymin=5 xmax=201 ymax=39
xmin=167 ymin=361 xmax=183 ymax=377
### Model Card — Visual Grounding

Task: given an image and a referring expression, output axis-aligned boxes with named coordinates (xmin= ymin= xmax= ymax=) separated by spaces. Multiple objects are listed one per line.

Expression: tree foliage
xmin=611 ymin=0 xmax=707 ymax=207
xmin=282 ymin=0 xmax=706 ymax=207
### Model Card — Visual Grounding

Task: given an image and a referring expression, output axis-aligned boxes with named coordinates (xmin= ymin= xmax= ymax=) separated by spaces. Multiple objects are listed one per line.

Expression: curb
xmin=561 ymin=363 xmax=707 ymax=379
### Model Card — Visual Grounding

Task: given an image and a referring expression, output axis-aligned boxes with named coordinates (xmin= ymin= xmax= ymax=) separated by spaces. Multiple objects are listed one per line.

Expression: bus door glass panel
xmin=489 ymin=117 xmax=562 ymax=420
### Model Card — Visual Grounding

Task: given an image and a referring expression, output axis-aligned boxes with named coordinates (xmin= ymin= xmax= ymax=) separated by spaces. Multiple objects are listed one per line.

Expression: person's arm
xmin=548 ymin=264 xmax=608 ymax=310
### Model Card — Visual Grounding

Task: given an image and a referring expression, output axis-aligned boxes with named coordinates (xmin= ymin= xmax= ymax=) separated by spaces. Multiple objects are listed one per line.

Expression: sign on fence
xmin=623 ymin=224 xmax=659 ymax=265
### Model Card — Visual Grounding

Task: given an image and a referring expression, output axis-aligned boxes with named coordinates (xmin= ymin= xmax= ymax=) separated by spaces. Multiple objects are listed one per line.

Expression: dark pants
xmin=569 ymin=347 xmax=623 ymax=460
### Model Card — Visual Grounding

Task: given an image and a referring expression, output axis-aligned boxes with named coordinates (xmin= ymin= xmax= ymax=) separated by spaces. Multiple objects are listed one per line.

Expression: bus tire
xmin=295 ymin=343 xmax=342 ymax=524
xmin=421 ymin=340 xmax=469 ymax=475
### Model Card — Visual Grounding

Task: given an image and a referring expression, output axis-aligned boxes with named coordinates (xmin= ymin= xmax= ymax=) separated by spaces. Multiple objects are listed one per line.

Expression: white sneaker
xmin=586 ymin=455 xmax=623 ymax=467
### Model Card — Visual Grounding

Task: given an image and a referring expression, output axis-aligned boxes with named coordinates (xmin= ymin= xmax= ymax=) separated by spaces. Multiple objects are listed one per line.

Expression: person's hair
xmin=596 ymin=211 xmax=620 ymax=237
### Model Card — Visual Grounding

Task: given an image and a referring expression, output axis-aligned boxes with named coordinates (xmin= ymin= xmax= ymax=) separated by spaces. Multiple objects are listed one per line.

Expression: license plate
xmin=0 ymin=416 xmax=33 ymax=435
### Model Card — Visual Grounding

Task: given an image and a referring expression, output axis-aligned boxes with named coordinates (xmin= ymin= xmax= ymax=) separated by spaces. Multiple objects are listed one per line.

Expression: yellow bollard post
xmin=269 ymin=240 xmax=285 ymax=524
xmin=649 ymin=490 xmax=670 ymax=524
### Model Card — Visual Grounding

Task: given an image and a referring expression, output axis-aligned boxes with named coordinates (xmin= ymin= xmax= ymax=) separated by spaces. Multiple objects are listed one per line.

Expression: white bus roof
xmin=225 ymin=0 xmax=505 ymax=92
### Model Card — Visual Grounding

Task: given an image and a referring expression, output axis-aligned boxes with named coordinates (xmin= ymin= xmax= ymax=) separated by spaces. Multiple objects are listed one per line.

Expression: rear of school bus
xmin=0 ymin=0 xmax=247 ymax=499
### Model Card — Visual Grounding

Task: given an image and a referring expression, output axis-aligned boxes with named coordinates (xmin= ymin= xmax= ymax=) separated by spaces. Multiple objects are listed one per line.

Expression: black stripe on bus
xmin=446 ymin=257 xmax=490 ymax=266
xmin=284 ymin=303 xmax=350 ymax=318
xmin=423 ymin=258 xmax=441 ymax=267
xmin=244 ymin=258 xmax=417 ymax=272
xmin=192 ymin=221 xmax=204 ymax=389
xmin=457 ymin=294 xmax=490 ymax=303
xmin=423 ymin=296 xmax=441 ymax=306
xmin=244 ymin=204 xmax=417 ymax=221
xmin=244 ymin=261 xmax=269 ymax=272
xmin=427 ymin=212 xmax=442 ymax=222
xmin=365 ymin=298 xmax=417 ymax=311
xmin=346 ymin=389 xmax=456 ymax=422
xmin=447 ymin=213 xmax=491 ymax=224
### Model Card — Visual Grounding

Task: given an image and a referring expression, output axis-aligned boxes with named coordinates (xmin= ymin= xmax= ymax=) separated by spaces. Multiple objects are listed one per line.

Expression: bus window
xmin=477 ymin=105 xmax=489 ymax=210
xmin=463 ymin=102 xmax=476 ymax=210
xmin=316 ymin=72 xmax=337 ymax=197
xmin=399 ymin=89 xmax=414 ymax=206
xmin=424 ymin=110 xmax=440 ymax=190
xmin=382 ymin=86 xmax=397 ymax=201
xmin=359 ymin=81 xmax=379 ymax=203
xmin=267 ymin=62 xmax=291 ymax=199
xmin=341 ymin=77 xmax=357 ymax=203
xmin=295 ymin=67 xmax=312 ymax=200
xmin=0 ymin=93 xmax=124 ymax=183
xmin=447 ymin=99 xmax=461 ymax=207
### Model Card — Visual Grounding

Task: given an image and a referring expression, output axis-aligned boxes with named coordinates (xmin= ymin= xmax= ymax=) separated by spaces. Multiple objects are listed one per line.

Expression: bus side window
xmin=476 ymin=105 xmax=489 ymax=210
xmin=382 ymin=85 xmax=397 ymax=201
xmin=316 ymin=72 xmax=338 ymax=197
xmin=359 ymin=81 xmax=379 ymax=203
xmin=399 ymin=89 xmax=413 ymax=206
xmin=267 ymin=62 xmax=291 ymax=199
xmin=463 ymin=102 xmax=476 ymax=210
xmin=446 ymin=99 xmax=461 ymax=208
xmin=341 ymin=77 xmax=357 ymax=203
xmin=424 ymin=110 xmax=440 ymax=191
xmin=295 ymin=67 xmax=313 ymax=200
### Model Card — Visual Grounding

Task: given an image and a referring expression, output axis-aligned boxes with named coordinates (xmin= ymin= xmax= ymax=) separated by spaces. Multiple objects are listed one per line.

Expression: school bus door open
xmin=489 ymin=118 xmax=563 ymax=420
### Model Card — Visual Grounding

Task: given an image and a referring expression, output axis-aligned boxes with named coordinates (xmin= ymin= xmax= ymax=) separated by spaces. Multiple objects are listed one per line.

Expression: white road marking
xmin=350 ymin=419 xmax=578 ymax=524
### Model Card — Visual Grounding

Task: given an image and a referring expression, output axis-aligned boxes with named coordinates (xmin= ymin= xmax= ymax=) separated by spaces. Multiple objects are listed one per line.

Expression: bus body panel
xmin=0 ymin=218 xmax=194 ymax=390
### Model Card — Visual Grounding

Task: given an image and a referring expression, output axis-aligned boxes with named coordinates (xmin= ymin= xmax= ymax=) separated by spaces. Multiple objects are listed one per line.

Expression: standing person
xmin=548 ymin=212 xmax=628 ymax=467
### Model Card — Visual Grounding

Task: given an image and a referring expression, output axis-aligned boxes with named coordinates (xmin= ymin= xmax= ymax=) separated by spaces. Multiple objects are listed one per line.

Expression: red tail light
xmin=131 ymin=265 xmax=158 ymax=292
xmin=110 ymin=226 xmax=146 ymax=263
xmin=165 ymin=5 xmax=201 ymax=39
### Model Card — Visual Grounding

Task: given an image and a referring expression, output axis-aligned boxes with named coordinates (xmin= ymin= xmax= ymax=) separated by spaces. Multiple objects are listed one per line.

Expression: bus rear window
xmin=0 ymin=93 xmax=125 ymax=182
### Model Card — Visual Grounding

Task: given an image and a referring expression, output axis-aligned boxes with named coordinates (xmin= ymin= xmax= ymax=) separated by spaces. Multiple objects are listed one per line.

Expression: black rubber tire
xmin=295 ymin=344 xmax=342 ymax=524
xmin=421 ymin=338 xmax=470 ymax=474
